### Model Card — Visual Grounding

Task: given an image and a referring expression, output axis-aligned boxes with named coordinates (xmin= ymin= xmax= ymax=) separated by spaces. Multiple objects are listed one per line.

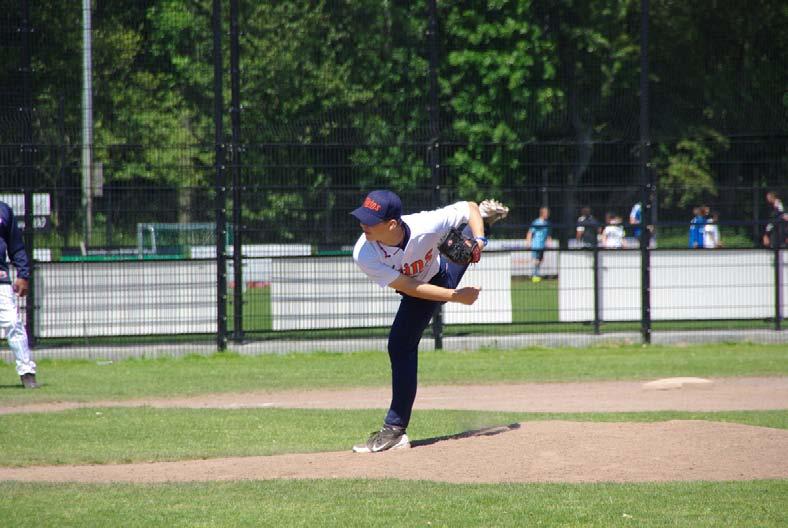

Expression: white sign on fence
xmin=270 ymin=253 xmax=512 ymax=331
xmin=558 ymin=249 xmax=785 ymax=322
xmin=34 ymin=260 xmax=216 ymax=337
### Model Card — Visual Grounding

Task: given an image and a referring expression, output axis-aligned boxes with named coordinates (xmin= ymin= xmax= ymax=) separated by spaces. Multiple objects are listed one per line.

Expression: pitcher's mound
xmin=2 ymin=420 xmax=786 ymax=484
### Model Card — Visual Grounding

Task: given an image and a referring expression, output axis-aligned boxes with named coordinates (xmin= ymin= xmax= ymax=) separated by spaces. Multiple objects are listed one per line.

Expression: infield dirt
xmin=1 ymin=376 xmax=787 ymax=484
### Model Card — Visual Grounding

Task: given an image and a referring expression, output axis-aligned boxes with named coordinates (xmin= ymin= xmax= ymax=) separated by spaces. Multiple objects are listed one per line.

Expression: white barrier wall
xmin=23 ymin=248 xmax=787 ymax=336
xmin=191 ymin=244 xmax=312 ymax=285
xmin=34 ymin=260 xmax=217 ymax=337
xmin=599 ymin=251 xmax=642 ymax=321
xmin=270 ymin=253 xmax=512 ymax=331
xmin=557 ymin=251 xmax=595 ymax=321
xmin=559 ymin=250 xmax=786 ymax=322
xmin=652 ymin=251 xmax=776 ymax=319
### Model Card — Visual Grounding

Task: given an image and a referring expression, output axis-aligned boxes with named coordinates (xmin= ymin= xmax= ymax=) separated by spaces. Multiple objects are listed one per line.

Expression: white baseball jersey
xmin=703 ymin=222 xmax=720 ymax=248
xmin=353 ymin=201 xmax=471 ymax=287
xmin=602 ymin=224 xmax=625 ymax=248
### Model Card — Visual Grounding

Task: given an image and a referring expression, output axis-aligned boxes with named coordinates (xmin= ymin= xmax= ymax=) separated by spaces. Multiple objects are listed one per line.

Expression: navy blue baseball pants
xmin=384 ymin=259 xmax=469 ymax=429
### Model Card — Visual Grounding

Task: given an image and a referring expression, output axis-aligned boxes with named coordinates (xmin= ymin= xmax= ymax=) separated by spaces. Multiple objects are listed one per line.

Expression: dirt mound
xmin=1 ymin=420 xmax=786 ymax=484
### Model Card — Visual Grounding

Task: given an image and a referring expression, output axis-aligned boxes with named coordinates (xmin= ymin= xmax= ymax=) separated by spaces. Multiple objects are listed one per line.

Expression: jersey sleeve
xmin=2 ymin=205 xmax=30 ymax=279
xmin=352 ymin=235 xmax=400 ymax=288
xmin=415 ymin=201 xmax=471 ymax=233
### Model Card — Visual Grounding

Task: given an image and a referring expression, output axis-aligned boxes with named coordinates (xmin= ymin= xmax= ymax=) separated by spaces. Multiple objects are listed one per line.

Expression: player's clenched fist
xmin=452 ymin=286 xmax=481 ymax=305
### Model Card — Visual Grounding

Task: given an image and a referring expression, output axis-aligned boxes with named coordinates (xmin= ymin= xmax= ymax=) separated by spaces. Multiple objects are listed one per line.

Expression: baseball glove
xmin=438 ymin=226 xmax=482 ymax=265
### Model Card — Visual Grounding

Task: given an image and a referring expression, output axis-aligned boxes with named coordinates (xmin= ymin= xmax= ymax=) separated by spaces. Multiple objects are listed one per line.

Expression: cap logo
xmin=363 ymin=197 xmax=382 ymax=212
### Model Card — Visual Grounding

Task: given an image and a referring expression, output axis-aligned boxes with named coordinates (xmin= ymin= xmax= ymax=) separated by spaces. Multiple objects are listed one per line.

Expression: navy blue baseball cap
xmin=350 ymin=190 xmax=402 ymax=225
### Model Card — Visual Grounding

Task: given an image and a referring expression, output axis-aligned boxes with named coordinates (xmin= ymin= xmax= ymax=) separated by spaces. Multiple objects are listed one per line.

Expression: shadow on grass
xmin=411 ymin=423 xmax=521 ymax=448
xmin=0 ymin=385 xmax=25 ymax=390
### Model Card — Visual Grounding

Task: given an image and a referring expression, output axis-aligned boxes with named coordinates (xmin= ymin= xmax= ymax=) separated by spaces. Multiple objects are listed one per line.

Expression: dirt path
xmin=2 ymin=376 xmax=786 ymax=415
xmin=2 ymin=377 xmax=786 ymax=484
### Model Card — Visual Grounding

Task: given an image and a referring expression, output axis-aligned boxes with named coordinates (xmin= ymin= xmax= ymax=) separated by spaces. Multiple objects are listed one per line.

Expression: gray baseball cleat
xmin=352 ymin=425 xmax=410 ymax=453
xmin=20 ymin=373 xmax=39 ymax=389
xmin=479 ymin=199 xmax=510 ymax=226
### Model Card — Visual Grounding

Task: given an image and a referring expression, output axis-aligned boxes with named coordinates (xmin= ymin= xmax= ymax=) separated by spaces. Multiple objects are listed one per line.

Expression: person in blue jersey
xmin=688 ymin=206 xmax=707 ymax=249
xmin=525 ymin=207 xmax=552 ymax=282
xmin=0 ymin=201 xmax=38 ymax=388
xmin=629 ymin=202 xmax=642 ymax=239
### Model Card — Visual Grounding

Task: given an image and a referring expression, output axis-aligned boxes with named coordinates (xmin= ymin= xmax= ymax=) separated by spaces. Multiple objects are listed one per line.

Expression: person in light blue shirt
xmin=526 ymin=207 xmax=552 ymax=282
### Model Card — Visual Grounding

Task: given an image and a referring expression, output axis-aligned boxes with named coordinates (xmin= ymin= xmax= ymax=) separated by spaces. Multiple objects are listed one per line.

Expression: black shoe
xmin=352 ymin=425 xmax=410 ymax=453
xmin=20 ymin=373 xmax=39 ymax=389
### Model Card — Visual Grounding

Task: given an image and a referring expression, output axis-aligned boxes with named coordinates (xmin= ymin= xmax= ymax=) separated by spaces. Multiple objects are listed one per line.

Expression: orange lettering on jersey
xmin=363 ymin=197 xmax=381 ymax=211
xmin=400 ymin=250 xmax=434 ymax=276
xmin=401 ymin=259 xmax=425 ymax=276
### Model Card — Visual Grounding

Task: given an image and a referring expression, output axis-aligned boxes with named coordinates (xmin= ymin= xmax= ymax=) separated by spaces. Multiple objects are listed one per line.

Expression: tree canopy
xmin=4 ymin=0 xmax=786 ymax=244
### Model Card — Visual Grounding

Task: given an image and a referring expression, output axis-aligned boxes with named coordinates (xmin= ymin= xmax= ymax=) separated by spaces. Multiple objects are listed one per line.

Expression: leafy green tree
xmin=441 ymin=0 xmax=558 ymax=198
xmin=648 ymin=0 xmax=787 ymax=215
xmin=237 ymin=1 xmax=430 ymax=242
xmin=654 ymin=127 xmax=729 ymax=209
xmin=12 ymin=0 xmax=787 ymax=246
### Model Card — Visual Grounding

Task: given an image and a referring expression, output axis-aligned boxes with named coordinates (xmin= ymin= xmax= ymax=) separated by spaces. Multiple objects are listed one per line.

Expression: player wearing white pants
xmin=0 ymin=284 xmax=35 ymax=377
xmin=0 ymin=201 xmax=37 ymax=388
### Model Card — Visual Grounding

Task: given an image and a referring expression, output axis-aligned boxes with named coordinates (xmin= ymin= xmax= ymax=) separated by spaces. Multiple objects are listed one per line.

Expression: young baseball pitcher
xmin=349 ymin=190 xmax=508 ymax=452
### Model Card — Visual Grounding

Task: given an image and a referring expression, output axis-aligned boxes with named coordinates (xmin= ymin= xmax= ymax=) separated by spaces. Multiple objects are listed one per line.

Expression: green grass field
xmin=1 ymin=343 xmax=786 ymax=526
xmin=1 ymin=342 xmax=785 ymax=404
xmin=1 ymin=480 xmax=785 ymax=528
xmin=655 ymin=226 xmax=756 ymax=249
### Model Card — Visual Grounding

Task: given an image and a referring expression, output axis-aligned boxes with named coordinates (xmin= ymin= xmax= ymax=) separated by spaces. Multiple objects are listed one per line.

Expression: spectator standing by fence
xmin=763 ymin=191 xmax=787 ymax=249
xmin=703 ymin=211 xmax=722 ymax=248
xmin=629 ymin=202 xmax=642 ymax=239
xmin=601 ymin=212 xmax=626 ymax=249
xmin=526 ymin=207 xmax=552 ymax=282
xmin=0 ymin=201 xmax=38 ymax=388
xmin=576 ymin=206 xmax=601 ymax=248
xmin=689 ymin=206 xmax=707 ymax=248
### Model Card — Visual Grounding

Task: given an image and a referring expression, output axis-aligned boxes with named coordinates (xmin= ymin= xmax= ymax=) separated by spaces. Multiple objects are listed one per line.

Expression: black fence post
xmin=20 ymin=0 xmax=35 ymax=347
xmin=638 ymin=0 xmax=652 ymax=344
xmin=593 ymin=245 xmax=600 ymax=335
xmin=776 ymin=238 xmax=783 ymax=332
xmin=426 ymin=0 xmax=443 ymax=350
xmin=23 ymin=189 xmax=34 ymax=347
xmin=213 ymin=0 xmax=227 ymax=351
xmin=230 ymin=0 xmax=243 ymax=343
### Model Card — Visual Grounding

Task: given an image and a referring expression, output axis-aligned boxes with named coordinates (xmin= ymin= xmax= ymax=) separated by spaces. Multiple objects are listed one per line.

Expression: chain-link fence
xmin=1 ymin=0 xmax=786 ymax=358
